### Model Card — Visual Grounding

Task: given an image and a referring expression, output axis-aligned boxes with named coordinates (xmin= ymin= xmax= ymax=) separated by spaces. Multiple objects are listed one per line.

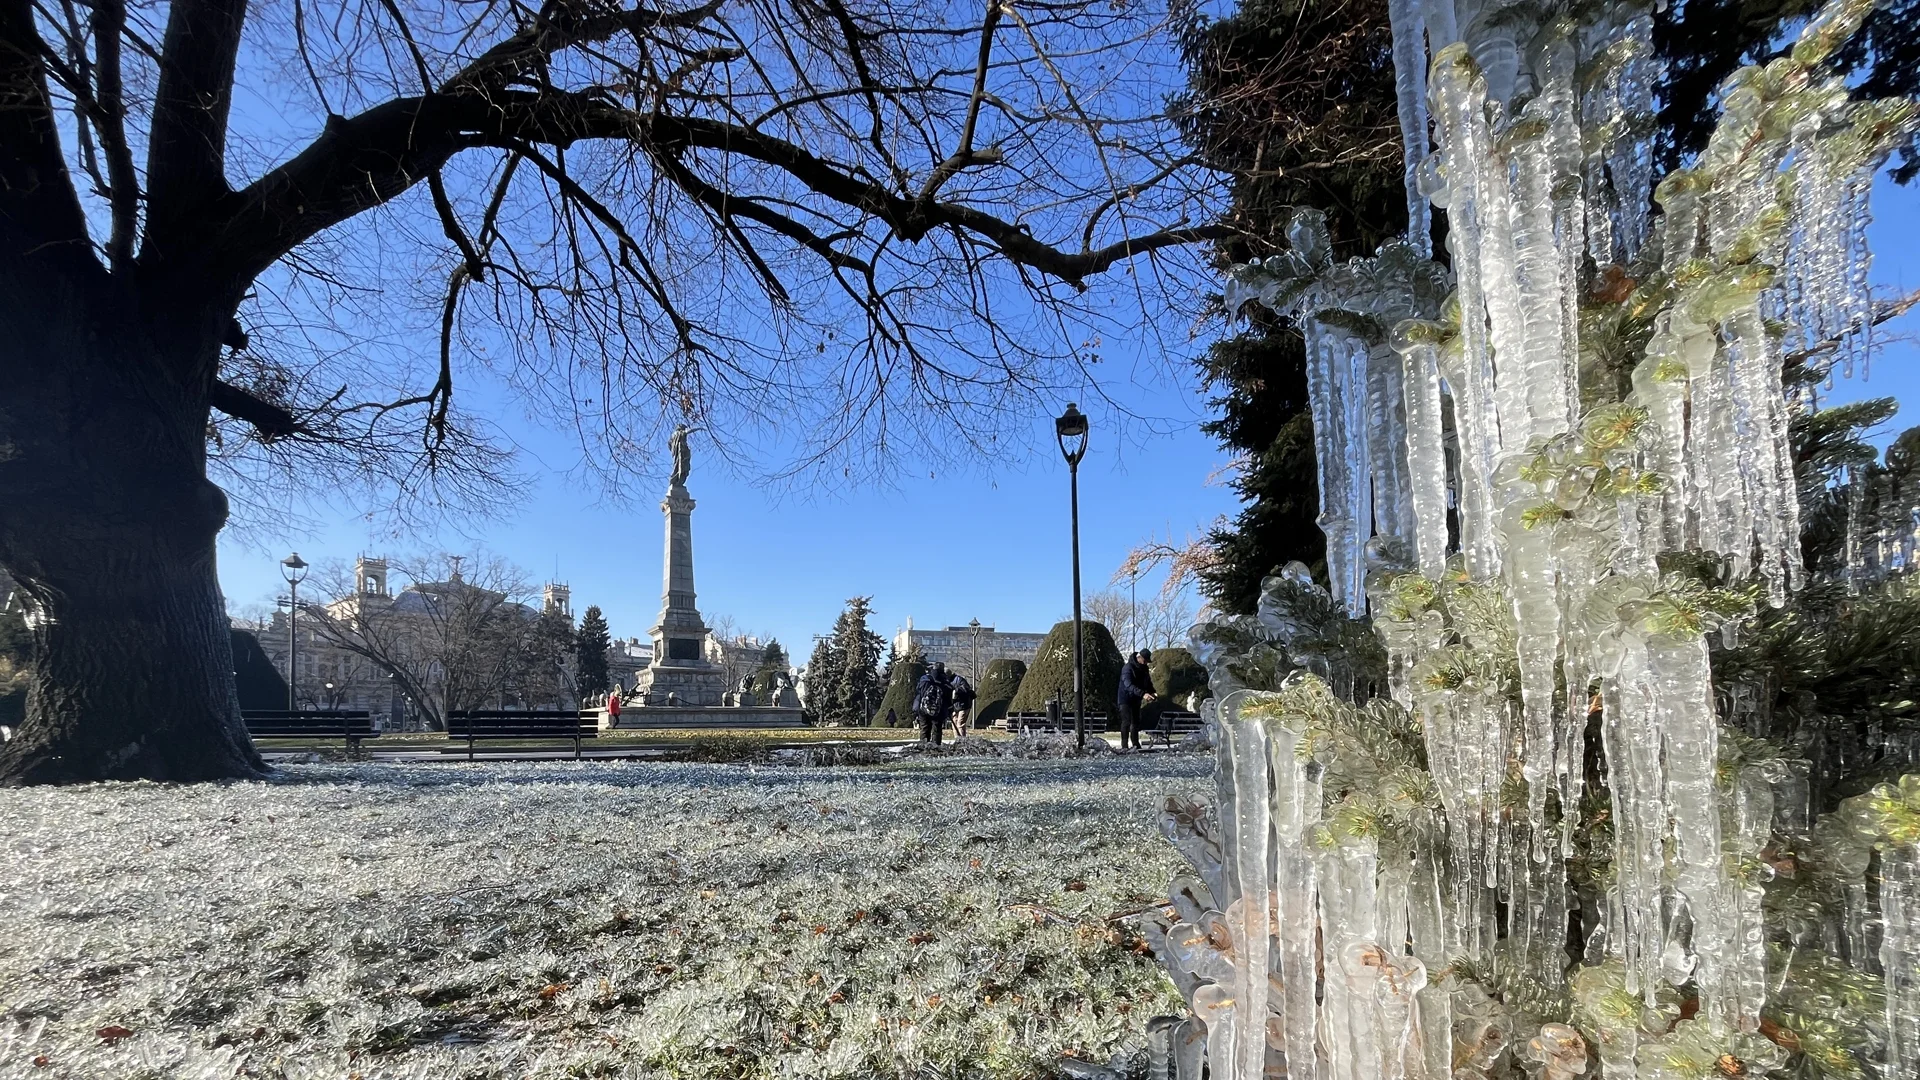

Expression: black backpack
xmin=913 ymin=677 xmax=949 ymax=718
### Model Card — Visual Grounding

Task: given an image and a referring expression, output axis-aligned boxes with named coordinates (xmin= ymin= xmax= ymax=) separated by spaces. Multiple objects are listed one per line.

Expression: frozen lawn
xmin=0 ymin=755 xmax=1208 ymax=1079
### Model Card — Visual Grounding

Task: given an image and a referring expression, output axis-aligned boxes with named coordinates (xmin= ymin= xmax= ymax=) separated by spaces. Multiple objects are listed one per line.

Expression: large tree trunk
xmin=0 ymin=272 xmax=266 ymax=785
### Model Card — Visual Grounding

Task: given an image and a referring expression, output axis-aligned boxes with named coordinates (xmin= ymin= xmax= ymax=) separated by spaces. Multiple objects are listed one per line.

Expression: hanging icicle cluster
xmin=1145 ymin=0 xmax=1920 ymax=1076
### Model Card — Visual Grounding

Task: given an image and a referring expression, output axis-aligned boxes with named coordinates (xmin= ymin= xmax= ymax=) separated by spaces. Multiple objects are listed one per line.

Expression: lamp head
xmin=1055 ymin=403 xmax=1089 ymax=465
xmin=280 ymin=552 xmax=309 ymax=585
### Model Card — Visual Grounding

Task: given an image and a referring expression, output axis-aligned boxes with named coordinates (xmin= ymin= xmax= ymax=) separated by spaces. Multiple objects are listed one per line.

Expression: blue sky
xmin=216 ymin=337 xmax=1243 ymax=653
xmin=216 ymin=176 xmax=1920 ymax=658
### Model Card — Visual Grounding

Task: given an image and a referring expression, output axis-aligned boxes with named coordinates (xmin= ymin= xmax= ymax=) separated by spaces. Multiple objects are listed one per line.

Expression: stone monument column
xmin=632 ymin=426 xmax=725 ymax=707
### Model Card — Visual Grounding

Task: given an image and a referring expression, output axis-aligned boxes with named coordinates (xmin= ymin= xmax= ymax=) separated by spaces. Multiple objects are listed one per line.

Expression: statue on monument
xmin=669 ymin=424 xmax=693 ymax=487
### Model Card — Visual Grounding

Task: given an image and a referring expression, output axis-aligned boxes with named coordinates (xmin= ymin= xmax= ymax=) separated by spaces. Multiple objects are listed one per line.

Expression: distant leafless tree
xmin=0 ymin=0 xmax=1224 ymax=782
xmin=1086 ymin=586 xmax=1194 ymax=655
xmin=301 ymin=555 xmax=568 ymax=728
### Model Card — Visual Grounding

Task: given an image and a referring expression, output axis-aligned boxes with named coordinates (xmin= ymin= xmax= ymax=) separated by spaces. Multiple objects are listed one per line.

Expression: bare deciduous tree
xmin=300 ymin=555 xmax=571 ymax=729
xmin=1086 ymin=585 xmax=1195 ymax=655
xmin=0 ymin=0 xmax=1224 ymax=782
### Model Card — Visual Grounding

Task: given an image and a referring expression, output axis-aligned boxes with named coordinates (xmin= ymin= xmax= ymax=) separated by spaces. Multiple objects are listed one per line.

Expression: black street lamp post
xmin=280 ymin=553 xmax=308 ymax=710
xmin=1055 ymin=403 xmax=1090 ymax=749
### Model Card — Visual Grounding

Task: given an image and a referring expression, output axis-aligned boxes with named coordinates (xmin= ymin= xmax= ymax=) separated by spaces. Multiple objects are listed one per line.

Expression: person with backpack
xmin=1116 ymin=650 xmax=1157 ymax=751
xmin=912 ymin=662 xmax=957 ymax=745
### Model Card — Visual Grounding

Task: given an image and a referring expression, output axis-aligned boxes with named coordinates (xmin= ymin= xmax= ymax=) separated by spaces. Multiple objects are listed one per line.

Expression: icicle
xmin=1725 ymin=302 xmax=1804 ymax=600
xmin=1882 ymin=844 xmax=1920 ymax=1076
xmin=1219 ymin=712 xmax=1273 ymax=1080
xmin=1595 ymin=618 xmax=1667 ymax=1000
xmin=1501 ymin=498 xmax=1562 ymax=853
xmin=1501 ymin=110 xmax=1576 ymax=442
xmin=1387 ymin=0 xmax=1432 ymax=256
xmin=1608 ymin=18 xmax=1658 ymax=261
xmin=1539 ymin=31 xmax=1587 ymax=424
xmin=1727 ymin=767 xmax=1774 ymax=1029
xmin=1429 ymin=48 xmax=1504 ymax=576
xmin=1422 ymin=0 xmax=1457 ymax=51
xmin=1303 ymin=318 xmax=1374 ymax=617
xmin=1647 ymin=637 xmax=1742 ymax=1027
xmin=1368 ymin=342 xmax=1416 ymax=546
xmin=1392 ymin=325 xmax=1452 ymax=577
xmin=1408 ymin=851 xmax=1453 ymax=1080
xmin=1266 ymin=710 xmax=1322 ymax=1080
xmin=1319 ymin=841 xmax=1382 ymax=1080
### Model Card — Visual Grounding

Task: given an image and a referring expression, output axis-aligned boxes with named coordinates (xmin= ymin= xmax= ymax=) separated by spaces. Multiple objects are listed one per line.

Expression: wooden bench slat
xmin=445 ymin=710 xmax=595 ymax=759
xmin=243 ymin=710 xmax=380 ymax=745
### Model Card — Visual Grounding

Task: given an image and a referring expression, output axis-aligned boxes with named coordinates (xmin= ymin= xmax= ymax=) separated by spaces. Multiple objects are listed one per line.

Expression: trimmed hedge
xmin=870 ymin=651 xmax=928 ymax=727
xmin=231 ymin=629 xmax=290 ymax=712
xmin=1142 ymin=647 xmax=1210 ymax=728
xmin=968 ymin=658 xmax=1027 ymax=728
xmin=1009 ymin=620 xmax=1124 ymax=721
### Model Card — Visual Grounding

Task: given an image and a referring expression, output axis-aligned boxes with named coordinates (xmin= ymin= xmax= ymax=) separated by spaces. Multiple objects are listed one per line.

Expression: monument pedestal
xmin=633 ymin=480 xmax=726 ymax=706
xmin=634 ymin=662 xmax=725 ymax=707
xmin=607 ymin=705 xmax=804 ymax=730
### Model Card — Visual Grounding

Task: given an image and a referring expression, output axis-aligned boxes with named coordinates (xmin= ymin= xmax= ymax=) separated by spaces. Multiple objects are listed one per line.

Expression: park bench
xmin=1149 ymin=710 xmax=1204 ymax=748
xmin=243 ymin=710 xmax=379 ymax=751
xmin=444 ymin=709 xmax=597 ymax=760
xmin=1001 ymin=710 xmax=1109 ymax=735
xmin=999 ymin=711 xmax=1048 ymax=731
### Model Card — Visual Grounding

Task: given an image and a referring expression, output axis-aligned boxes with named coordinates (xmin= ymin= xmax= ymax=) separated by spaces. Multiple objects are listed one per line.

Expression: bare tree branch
xmin=0 ymin=0 xmax=92 ymax=272
xmin=918 ymin=0 xmax=1004 ymax=203
xmin=209 ymin=378 xmax=307 ymax=439
xmin=1786 ymin=287 xmax=1920 ymax=367
xmin=144 ymin=0 xmax=249 ymax=253
xmin=88 ymin=0 xmax=138 ymax=271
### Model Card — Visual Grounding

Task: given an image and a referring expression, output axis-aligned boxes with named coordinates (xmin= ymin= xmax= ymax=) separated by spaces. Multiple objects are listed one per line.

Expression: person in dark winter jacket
xmin=1116 ymin=650 xmax=1157 ymax=750
xmin=948 ymin=674 xmax=977 ymax=741
xmin=912 ymin=662 xmax=957 ymax=745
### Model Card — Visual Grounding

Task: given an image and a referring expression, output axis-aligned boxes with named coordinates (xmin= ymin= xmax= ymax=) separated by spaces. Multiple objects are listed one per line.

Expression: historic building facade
xmin=890 ymin=620 xmax=1048 ymax=682
xmin=256 ymin=557 xmax=577 ymax=727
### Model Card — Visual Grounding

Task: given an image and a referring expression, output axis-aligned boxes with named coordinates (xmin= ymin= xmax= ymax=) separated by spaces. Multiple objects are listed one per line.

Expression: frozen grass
xmin=255 ymin=728 xmax=920 ymax=752
xmin=0 ymin=755 xmax=1209 ymax=1079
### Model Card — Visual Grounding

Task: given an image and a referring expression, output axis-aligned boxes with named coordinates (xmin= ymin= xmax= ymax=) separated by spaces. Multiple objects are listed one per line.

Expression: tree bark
xmin=0 ymin=272 xmax=266 ymax=785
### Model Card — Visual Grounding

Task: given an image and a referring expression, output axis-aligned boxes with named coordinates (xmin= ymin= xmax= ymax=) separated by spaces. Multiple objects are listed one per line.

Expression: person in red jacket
xmin=605 ymin=686 xmax=623 ymax=729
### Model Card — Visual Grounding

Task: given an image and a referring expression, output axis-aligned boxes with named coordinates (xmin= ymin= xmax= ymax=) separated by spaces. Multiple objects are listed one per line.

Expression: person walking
xmin=605 ymin=686 xmax=622 ymax=729
xmin=1116 ymin=650 xmax=1157 ymax=751
xmin=912 ymin=662 xmax=957 ymax=745
xmin=948 ymin=674 xmax=977 ymax=742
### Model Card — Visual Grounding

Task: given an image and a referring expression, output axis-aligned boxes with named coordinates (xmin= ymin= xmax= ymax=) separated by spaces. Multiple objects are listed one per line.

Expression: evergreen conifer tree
xmin=1173 ymin=0 xmax=1409 ymax=613
xmin=747 ymin=640 xmax=791 ymax=700
xmin=824 ymin=597 xmax=885 ymax=724
xmin=573 ymin=606 xmax=612 ymax=702
xmin=801 ymin=635 xmax=843 ymax=725
xmin=759 ymin=641 xmax=788 ymax=672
